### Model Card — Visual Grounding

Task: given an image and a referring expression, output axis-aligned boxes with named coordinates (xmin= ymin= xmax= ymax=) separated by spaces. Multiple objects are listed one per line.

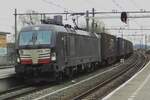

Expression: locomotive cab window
xmin=19 ymin=31 xmax=33 ymax=46
xmin=36 ymin=31 xmax=52 ymax=45
xmin=19 ymin=31 xmax=53 ymax=46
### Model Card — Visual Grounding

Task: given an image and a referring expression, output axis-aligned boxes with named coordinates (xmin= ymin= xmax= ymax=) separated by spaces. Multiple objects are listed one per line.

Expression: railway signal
xmin=121 ymin=12 xmax=127 ymax=23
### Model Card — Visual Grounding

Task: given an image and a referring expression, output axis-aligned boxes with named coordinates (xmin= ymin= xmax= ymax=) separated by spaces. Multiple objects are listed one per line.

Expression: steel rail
xmin=72 ymin=53 xmax=146 ymax=100
xmin=0 ymin=53 xmax=138 ymax=100
xmin=32 ymin=53 xmax=137 ymax=100
xmin=0 ymin=85 xmax=37 ymax=100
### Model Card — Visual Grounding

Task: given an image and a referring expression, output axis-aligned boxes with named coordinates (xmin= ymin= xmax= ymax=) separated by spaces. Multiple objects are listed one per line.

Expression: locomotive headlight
xmin=51 ymin=52 xmax=56 ymax=61
xmin=17 ymin=57 xmax=20 ymax=63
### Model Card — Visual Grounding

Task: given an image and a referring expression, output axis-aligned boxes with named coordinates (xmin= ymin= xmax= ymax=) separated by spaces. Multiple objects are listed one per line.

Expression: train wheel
xmin=64 ymin=68 xmax=73 ymax=79
xmin=86 ymin=63 xmax=91 ymax=72
xmin=77 ymin=65 xmax=82 ymax=73
xmin=91 ymin=63 xmax=95 ymax=72
xmin=69 ymin=68 xmax=74 ymax=79
xmin=55 ymin=71 xmax=63 ymax=83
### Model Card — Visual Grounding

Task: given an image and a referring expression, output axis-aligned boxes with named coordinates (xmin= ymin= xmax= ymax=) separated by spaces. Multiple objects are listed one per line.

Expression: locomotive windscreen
xmin=19 ymin=31 xmax=52 ymax=46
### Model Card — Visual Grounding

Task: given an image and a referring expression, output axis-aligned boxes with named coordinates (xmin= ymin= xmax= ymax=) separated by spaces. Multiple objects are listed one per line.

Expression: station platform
xmin=103 ymin=61 xmax=150 ymax=100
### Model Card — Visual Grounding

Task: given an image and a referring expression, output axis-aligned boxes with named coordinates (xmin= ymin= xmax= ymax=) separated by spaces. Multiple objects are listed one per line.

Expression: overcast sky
xmin=1 ymin=0 xmax=150 ymax=44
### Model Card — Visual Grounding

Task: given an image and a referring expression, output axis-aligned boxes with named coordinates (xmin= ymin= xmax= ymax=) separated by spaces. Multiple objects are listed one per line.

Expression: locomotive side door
xmin=63 ymin=33 xmax=76 ymax=66
xmin=56 ymin=32 xmax=66 ymax=70
xmin=57 ymin=32 xmax=72 ymax=67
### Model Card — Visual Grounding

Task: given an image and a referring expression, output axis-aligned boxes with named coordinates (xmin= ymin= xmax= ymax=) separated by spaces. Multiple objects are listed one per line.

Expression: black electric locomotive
xmin=15 ymin=22 xmax=133 ymax=81
xmin=15 ymin=24 xmax=101 ymax=81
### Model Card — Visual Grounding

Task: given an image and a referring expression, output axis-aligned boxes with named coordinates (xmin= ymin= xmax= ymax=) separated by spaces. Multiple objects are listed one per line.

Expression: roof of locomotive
xmin=20 ymin=24 xmax=67 ymax=33
xmin=20 ymin=24 xmax=97 ymax=37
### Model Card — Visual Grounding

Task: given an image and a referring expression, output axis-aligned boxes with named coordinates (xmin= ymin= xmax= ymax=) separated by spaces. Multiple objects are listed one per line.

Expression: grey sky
xmin=1 ymin=0 xmax=150 ymax=44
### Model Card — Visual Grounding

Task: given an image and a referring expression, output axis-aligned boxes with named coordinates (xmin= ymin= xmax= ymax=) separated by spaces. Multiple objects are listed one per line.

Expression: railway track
xmin=0 ymin=67 xmax=15 ymax=79
xmin=73 ymin=52 xmax=147 ymax=100
xmin=0 ymin=85 xmax=35 ymax=100
xmin=12 ymin=52 xmax=141 ymax=100
xmin=0 ymin=82 xmax=56 ymax=100
xmin=0 ymin=64 xmax=14 ymax=69
xmin=0 ymin=52 xmax=145 ymax=100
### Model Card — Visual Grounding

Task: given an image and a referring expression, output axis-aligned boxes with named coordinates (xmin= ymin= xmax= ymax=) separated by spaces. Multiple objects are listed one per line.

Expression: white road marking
xmin=102 ymin=61 xmax=150 ymax=100
xmin=33 ymin=66 xmax=119 ymax=100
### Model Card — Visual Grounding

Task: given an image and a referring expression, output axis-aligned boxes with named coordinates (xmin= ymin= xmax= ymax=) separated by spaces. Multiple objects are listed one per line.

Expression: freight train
xmin=15 ymin=21 xmax=133 ymax=82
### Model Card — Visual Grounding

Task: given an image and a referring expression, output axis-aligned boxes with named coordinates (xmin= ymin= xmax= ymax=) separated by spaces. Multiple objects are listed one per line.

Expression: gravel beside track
xmin=0 ymin=52 xmax=145 ymax=100
xmin=82 ymin=52 xmax=147 ymax=100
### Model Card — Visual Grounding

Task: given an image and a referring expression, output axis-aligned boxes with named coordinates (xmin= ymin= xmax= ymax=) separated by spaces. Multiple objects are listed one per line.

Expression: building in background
xmin=0 ymin=32 xmax=14 ymax=65
xmin=0 ymin=32 xmax=10 ymax=56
